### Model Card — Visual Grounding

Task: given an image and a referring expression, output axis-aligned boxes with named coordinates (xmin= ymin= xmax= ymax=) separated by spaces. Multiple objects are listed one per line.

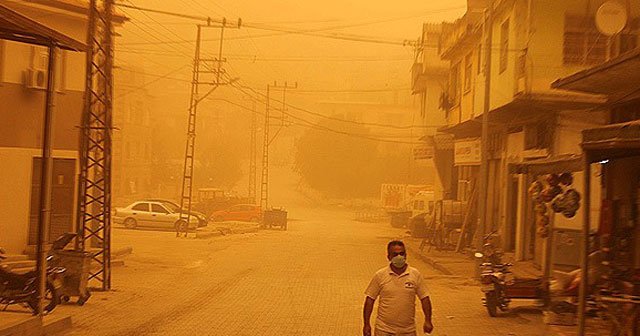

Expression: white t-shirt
xmin=365 ymin=265 xmax=430 ymax=334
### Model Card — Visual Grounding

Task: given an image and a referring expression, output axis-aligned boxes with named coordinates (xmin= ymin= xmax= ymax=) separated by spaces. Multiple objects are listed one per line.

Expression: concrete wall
xmin=0 ymin=148 xmax=77 ymax=254
xmin=0 ymin=4 xmax=86 ymax=254
xmin=529 ymin=0 xmax=640 ymax=92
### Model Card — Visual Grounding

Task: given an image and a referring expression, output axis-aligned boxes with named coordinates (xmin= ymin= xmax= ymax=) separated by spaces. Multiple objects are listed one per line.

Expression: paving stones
xmin=57 ymin=207 xmax=555 ymax=336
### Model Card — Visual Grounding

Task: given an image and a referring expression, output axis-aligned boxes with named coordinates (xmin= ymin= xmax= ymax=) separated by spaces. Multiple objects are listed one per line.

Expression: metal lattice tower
xmin=178 ymin=19 xmax=240 ymax=237
xmin=259 ymin=85 xmax=271 ymax=212
xmin=76 ymin=0 xmax=115 ymax=291
xmin=260 ymin=82 xmax=296 ymax=212
xmin=248 ymin=100 xmax=257 ymax=204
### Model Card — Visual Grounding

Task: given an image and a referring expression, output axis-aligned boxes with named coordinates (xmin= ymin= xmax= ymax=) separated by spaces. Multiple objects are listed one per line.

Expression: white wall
xmin=0 ymin=147 xmax=77 ymax=254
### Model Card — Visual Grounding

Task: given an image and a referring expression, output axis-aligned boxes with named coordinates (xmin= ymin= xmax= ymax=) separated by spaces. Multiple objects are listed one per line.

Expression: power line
xmin=231 ymin=80 xmax=439 ymax=130
xmin=209 ymin=97 xmax=424 ymax=144
xmin=115 ymin=64 xmax=190 ymax=98
xmin=115 ymin=3 xmax=464 ymax=47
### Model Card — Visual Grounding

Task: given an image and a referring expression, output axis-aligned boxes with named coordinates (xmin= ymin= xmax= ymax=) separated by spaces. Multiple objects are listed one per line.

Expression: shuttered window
xmin=563 ymin=15 xmax=608 ymax=65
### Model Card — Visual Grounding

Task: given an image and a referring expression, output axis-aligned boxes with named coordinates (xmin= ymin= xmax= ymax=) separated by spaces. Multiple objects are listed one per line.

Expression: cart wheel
xmin=485 ymin=291 xmax=499 ymax=317
xmin=78 ymin=293 xmax=91 ymax=306
xmin=62 ymin=295 xmax=70 ymax=303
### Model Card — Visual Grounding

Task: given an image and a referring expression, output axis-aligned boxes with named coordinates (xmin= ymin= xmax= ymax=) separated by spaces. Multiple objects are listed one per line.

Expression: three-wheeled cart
xmin=263 ymin=208 xmax=288 ymax=230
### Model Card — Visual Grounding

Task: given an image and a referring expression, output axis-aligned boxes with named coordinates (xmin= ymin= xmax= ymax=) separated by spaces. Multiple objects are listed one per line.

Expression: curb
xmin=0 ymin=316 xmax=40 ymax=336
xmin=43 ymin=315 xmax=72 ymax=335
xmin=405 ymin=244 xmax=453 ymax=276
xmin=195 ymin=225 xmax=260 ymax=239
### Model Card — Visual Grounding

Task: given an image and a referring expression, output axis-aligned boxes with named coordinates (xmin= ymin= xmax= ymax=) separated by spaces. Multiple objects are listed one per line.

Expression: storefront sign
xmin=454 ymin=138 xmax=481 ymax=166
xmin=413 ymin=145 xmax=434 ymax=160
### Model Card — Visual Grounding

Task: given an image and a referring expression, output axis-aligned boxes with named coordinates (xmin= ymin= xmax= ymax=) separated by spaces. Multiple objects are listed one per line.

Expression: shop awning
xmin=551 ymin=49 xmax=640 ymax=101
xmin=582 ymin=120 xmax=640 ymax=162
xmin=508 ymin=154 xmax=583 ymax=175
xmin=0 ymin=3 xmax=86 ymax=51
xmin=439 ymin=90 xmax=606 ymax=138
xmin=420 ymin=133 xmax=454 ymax=150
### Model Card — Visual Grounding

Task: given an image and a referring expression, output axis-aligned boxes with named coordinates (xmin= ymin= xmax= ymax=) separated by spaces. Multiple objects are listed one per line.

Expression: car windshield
xmin=162 ymin=202 xmax=180 ymax=213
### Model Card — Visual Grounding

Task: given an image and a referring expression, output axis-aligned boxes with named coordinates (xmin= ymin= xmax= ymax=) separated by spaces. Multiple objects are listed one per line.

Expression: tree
xmin=295 ymin=119 xmax=379 ymax=198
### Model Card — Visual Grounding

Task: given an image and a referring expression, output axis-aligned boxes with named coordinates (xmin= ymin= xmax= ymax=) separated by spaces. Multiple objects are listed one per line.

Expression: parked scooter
xmin=0 ymin=234 xmax=73 ymax=315
xmin=477 ymin=231 xmax=548 ymax=317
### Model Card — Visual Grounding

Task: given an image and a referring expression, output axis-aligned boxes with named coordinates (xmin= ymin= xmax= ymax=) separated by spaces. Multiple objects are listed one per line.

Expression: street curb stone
xmin=406 ymin=244 xmax=454 ymax=276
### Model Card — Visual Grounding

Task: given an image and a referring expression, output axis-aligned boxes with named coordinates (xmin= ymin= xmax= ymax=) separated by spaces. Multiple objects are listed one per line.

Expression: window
xmin=499 ymin=19 xmax=509 ymax=73
xmin=151 ymin=204 xmax=169 ymax=214
xmin=132 ymin=203 xmax=149 ymax=212
xmin=563 ymin=15 xmax=608 ymax=65
xmin=464 ymin=53 xmax=473 ymax=92
xmin=619 ymin=34 xmax=638 ymax=54
xmin=449 ymin=62 xmax=461 ymax=104
xmin=524 ymin=121 xmax=553 ymax=150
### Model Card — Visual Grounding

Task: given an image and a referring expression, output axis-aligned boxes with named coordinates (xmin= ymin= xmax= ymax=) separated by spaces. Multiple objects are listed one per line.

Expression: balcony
xmin=440 ymin=13 xmax=483 ymax=60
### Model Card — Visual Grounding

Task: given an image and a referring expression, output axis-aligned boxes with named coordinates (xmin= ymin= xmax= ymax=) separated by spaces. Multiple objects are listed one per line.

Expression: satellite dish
xmin=595 ymin=1 xmax=628 ymax=36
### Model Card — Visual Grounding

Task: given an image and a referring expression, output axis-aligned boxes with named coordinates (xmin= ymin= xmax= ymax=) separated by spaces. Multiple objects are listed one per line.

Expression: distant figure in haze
xmin=363 ymin=240 xmax=433 ymax=336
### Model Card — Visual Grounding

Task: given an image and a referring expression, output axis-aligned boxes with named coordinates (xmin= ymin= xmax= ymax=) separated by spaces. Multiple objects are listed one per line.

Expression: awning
xmin=582 ymin=120 xmax=640 ymax=162
xmin=439 ymin=90 xmax=606 ymax=138
xmin=420 ymin=133 xmax=454 ymax=150
xmin=509 ymin=154 xmax=583 ymax=175
xmin=0 ymin=3 xmax=86 ymax=51
xmin=551 ymin=49 xmax=640 ymax=101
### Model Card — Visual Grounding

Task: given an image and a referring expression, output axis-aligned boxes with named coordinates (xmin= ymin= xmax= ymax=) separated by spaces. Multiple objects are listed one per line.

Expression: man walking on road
xmin=363 ymin=240 xmax=433 ymax=336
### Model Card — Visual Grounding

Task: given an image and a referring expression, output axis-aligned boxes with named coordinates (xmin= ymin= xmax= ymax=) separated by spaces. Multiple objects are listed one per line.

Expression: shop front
xmin=578 ymin=121 xmax=640 ymax=335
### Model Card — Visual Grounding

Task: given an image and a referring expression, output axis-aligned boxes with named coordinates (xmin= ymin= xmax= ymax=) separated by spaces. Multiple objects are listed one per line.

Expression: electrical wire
xmin=208 ymin=97 xmax=424 ymax=144
xmin=230 ymin=80 xmax=439 ymax=130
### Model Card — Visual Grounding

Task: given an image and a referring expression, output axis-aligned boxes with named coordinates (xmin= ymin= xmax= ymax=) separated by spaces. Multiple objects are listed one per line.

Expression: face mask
xmin=391 ymin=255 xmax=406 ymax=268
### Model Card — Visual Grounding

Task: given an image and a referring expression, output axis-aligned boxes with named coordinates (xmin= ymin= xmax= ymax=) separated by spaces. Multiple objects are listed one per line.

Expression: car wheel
xmin=174 ymin=220 xmax=188 ymax=232
xmin=124 ymin=218 xmax=137 ymax=229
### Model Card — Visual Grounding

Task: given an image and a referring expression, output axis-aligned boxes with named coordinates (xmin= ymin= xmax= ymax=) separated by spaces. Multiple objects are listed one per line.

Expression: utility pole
xmin=260 ymin=81 xmax=297 ymax=213
xmin=178 ymin=18 xmax=240 ymax=237
xmin=475 ymin=7 xmax=493 ymax=249
xmin=76 ymin=0 xmax=115 ymax=291
xmin=248 ymin=99 xmax=257 ymax=204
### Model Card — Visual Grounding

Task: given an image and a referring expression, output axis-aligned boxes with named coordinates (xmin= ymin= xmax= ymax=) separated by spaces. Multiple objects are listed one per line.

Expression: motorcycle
xmin=477 ymin=231 xmax=548 ymax=317
xmin=0 ymin=234 xmax=73 ymax=315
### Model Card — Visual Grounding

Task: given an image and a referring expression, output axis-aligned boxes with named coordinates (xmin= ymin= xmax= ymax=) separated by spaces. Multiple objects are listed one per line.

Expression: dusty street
xmin=59 ymin=206 xmax=548 ymax=336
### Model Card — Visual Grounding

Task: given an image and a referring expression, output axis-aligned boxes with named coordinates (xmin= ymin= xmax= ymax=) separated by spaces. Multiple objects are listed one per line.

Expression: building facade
xmin=0 ymin=0 xmax=124 ymax=254
xmin=421 ymin=0 xmax=640 ymax=265
xmin=112 ymin=65 xmax=154 ymax=206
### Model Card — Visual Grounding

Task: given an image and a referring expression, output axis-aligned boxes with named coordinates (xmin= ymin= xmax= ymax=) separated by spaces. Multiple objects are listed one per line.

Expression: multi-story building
xmin=426 ymin=0 xmax=639 ymax=265
xmin=0 ymin=0 xmax=125 ymax=254
xmin=411 ymin=23 xmax=451 ymax=200
xmin=112 ymin=65 xmax=154 ymax=206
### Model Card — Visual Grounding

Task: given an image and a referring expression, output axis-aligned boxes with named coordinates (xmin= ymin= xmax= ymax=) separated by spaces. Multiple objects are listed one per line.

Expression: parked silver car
xmin=113 ymin=201 xmax=198 ymax=231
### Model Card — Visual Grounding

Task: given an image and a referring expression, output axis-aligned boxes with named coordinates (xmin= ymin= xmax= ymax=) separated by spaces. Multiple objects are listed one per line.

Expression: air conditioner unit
xmin=24 ymin=68 xmax=47 ymax=90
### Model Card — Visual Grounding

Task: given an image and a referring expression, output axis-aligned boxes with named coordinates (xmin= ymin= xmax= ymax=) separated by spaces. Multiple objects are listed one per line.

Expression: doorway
xmin=28 ymin=158 xmax=76 ymax=245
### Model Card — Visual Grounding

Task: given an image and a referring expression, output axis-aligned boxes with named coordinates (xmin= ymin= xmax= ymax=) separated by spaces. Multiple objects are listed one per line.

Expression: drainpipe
xmin=36 ymin=43 xmax=57 ymax=317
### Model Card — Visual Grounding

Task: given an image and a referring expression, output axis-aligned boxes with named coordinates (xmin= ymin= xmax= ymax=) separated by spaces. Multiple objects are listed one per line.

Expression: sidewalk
xmin=403 ymin=237 xmax=614 ymax=336
xmin=0 ymin=313 xmax=71 ymax=336
xmin=404 ymin=237 xmax=542 ymax=279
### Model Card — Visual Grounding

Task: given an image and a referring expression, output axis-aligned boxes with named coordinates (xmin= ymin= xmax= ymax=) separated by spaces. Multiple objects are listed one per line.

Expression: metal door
xmin=29 ymin=158 xmax=76 ymax=245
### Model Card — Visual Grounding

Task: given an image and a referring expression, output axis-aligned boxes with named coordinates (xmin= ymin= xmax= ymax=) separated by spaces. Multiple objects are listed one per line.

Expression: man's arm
xmin=363 ymin=296 xmax=375 ymax=336
xmin=420 ymin=296 xmax=433 ymax=334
